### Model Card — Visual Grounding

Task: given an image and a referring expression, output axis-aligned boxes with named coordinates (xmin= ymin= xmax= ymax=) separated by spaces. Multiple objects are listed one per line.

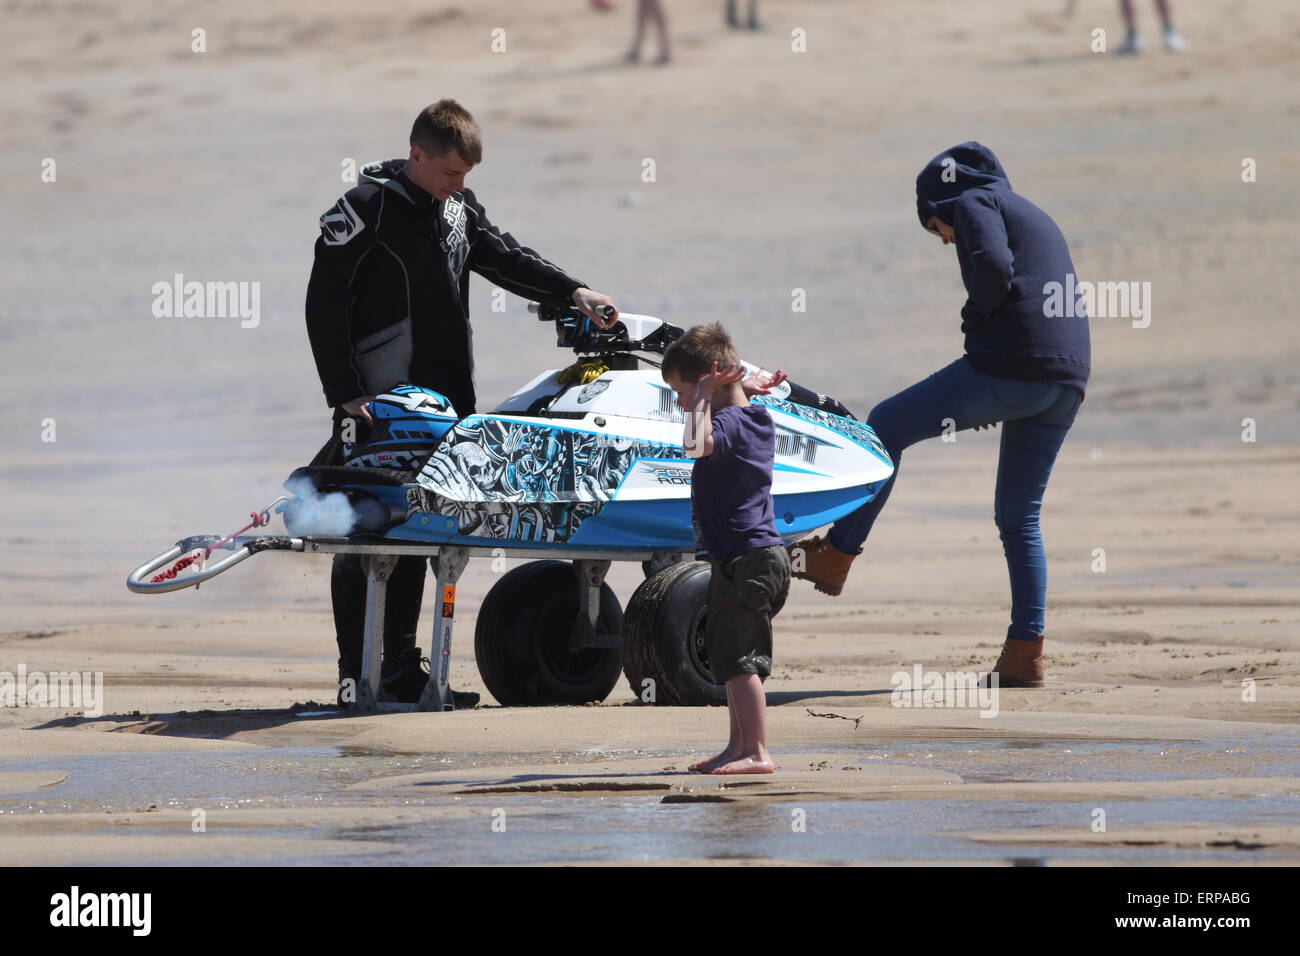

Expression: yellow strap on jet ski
xmin=557 ymin=359 xmax=609 ymax=386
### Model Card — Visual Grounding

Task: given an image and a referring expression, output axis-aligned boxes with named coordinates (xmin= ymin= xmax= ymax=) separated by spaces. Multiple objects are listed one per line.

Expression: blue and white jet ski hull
xmin=351 ymin=370 xmax=896 ymax=553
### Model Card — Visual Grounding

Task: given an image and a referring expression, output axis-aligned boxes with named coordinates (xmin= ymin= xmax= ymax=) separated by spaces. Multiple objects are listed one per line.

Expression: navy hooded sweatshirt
xmin=916 ymin=142 xmax=1090 ymax=396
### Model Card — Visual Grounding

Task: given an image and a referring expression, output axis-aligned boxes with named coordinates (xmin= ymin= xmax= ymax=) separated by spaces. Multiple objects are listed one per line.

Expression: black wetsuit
xmin=306 ymin=157 xmax=588 ymax=414
xmin=304 ymin=157 xmax=589 ymax=684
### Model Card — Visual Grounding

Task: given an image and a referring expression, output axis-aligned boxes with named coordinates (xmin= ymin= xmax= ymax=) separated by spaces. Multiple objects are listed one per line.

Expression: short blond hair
xmin=661 ymin=322 xmax=740 ymax=383
xmin=410 ymin=99 xmax=483 ymax=164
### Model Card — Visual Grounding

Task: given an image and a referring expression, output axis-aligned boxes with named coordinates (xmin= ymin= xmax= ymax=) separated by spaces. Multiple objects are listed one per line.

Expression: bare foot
xmin=689 ymin=749 xmax=740 ymax=773
xmin=708 ymin=753 xmax=775 ymax=774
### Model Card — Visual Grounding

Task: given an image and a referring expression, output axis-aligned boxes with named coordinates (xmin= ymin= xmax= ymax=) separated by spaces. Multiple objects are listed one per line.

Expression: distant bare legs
xmin=627 ymin=0 xmax=670 ymax=65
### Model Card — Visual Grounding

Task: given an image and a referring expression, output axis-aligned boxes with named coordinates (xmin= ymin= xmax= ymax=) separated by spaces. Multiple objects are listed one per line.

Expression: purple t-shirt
xmin=691 ymin=403 xmax=785 ymax=560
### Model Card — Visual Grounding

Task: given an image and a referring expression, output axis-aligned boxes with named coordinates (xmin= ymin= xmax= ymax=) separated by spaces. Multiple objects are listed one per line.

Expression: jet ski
xmin=128 ymin=303 xmax=893 ymax=710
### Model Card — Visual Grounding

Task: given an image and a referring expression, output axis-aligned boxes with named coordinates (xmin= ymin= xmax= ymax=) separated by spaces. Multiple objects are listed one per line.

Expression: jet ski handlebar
xmin=528 ymin=301 xmax=684 ymax=357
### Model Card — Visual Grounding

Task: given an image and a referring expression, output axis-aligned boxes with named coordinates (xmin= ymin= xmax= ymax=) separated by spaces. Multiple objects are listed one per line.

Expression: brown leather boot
xmin=788 ymin=534 xmax=860 ymax=596
xmin=980 ymin=634 xmax=1045 ymax=688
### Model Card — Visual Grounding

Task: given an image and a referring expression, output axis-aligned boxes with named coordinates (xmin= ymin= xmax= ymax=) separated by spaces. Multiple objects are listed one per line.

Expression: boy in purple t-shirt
xmin=661 ymin=323 xmax=792 ymax=775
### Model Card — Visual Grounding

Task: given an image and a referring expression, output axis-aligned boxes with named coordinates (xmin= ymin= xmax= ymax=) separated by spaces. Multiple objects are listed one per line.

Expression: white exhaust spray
xmin=282 ymin=475 xmax=360 ymax=536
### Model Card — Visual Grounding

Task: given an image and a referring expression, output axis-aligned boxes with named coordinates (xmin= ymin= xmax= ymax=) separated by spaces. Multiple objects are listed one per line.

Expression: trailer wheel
xmin=475 ymin=560 xmax=623 ymax=706
xmin=623 ymin=560 xmax=786 ymax=706
xmin=617 ymin=562 xmax=721 ymax=706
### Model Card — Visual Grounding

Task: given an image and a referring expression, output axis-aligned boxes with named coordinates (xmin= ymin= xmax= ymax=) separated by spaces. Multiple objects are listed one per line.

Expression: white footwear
xmin=1115 ymin=30 xmax=1143 ymax=55
xmin=1163 ymin=27 xmax=1187 ymax=53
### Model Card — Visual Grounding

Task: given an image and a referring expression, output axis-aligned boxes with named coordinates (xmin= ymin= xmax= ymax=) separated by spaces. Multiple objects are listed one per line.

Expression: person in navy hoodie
xmin=790 ymin=142 xmax=1090 ymax=688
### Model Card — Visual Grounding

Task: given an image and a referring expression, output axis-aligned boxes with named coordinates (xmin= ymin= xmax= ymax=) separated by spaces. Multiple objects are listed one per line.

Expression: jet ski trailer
xmin=127 ymin=303 xmax=894 ymax=711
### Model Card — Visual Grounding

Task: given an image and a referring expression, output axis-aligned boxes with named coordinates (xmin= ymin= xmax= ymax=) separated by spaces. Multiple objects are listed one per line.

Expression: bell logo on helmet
xmin=344 ymin=386 xmax=458 ymax=472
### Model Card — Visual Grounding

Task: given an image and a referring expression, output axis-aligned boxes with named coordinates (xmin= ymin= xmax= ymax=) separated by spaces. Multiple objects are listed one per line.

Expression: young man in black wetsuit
xmin=304 ymin=99 xmax=619 ymax=705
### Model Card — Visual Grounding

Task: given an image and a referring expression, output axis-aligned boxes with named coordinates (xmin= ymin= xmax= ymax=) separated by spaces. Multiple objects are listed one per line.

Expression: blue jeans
xmin=828 ymin=357 xmax=1083 ymax=642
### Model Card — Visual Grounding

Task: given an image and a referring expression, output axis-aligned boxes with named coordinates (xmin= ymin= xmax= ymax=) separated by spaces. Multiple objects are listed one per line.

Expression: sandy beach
xmin=1 ymin=0 xmax=1298 ymax=866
